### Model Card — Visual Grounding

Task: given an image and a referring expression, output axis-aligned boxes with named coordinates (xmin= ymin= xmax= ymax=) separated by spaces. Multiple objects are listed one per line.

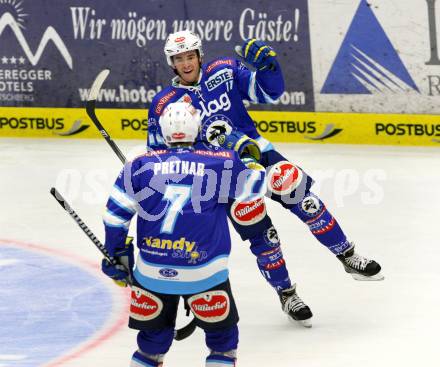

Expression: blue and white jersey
xmin=103 ymin=147 xmax=265 ymax=295
xmin=147 ymin=57 xmax=284 ymax=153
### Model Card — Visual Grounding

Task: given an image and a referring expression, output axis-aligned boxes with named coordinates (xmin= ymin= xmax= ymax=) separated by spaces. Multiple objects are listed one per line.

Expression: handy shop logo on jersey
xmin=0 ymin=0 xmax=73 ymax=103
xmin=321 ymin=0 xmax=419 ymax=95
xmin=144 ymin=236 xmax=208 ymax=264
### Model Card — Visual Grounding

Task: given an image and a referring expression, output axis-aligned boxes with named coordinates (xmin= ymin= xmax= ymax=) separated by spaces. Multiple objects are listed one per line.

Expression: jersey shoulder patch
xmin=205 ymin=58 xmax=235 ymax=74
xmin=194 ymin=149 xmax=235 ymax=160
xmin=151 ymin=87 xmax=179 ymax=115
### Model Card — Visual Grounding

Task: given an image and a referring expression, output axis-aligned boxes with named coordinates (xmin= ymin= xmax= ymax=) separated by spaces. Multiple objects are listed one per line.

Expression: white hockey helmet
xmin=164 ymin=30 xmax=203 ymax=67
xmin=159 ymin=102 xmax=201 ymax=146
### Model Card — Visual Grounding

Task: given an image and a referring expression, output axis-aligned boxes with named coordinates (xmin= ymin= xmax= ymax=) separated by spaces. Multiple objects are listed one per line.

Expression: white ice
xmin=1 ymin=138 xmax=439 ymax=367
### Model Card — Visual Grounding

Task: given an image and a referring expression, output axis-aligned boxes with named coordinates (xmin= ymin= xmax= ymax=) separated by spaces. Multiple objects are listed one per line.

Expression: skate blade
xmin=288 ymin=315 xmax=313 ymax=328
xmin=350 ymin=271 xmax=384 ymax=281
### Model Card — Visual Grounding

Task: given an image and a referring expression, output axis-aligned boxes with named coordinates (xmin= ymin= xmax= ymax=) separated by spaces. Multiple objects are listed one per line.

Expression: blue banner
xmin=0 ymin=0 xmax=314 ymax=111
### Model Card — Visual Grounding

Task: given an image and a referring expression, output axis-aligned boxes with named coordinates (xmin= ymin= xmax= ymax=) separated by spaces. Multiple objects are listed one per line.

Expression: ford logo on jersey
xmin=159 ymin=268 xmax=179 ymax=278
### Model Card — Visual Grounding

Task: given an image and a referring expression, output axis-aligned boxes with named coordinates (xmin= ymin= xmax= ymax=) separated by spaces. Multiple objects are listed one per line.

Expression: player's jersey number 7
xmin=160 ymin=184 xmax=192 ymax=234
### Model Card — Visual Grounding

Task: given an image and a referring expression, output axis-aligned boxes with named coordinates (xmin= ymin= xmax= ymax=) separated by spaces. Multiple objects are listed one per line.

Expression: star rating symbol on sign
xmin=0 ymin=56 xmax=25 ymax=65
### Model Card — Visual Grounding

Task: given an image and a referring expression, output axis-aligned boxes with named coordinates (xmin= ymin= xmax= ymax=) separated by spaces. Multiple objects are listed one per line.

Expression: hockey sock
xmin=205 ymin=325 xmax=239 ymax=352
xmin=290 ymin=192 xmax=351 ymax=255
xmin=136 ymin=328 xmax=174 ymax=356
xmin=249 ymin=228 xmax=292 ymax=292
xmin=255 ymin=247 xmax=292 ymax=291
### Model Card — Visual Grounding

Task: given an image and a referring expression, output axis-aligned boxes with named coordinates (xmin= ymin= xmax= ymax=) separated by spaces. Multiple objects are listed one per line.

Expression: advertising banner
xmin=311 ymin=0 xmax=440 ymax=114
xmin=2 ymin=0 xmax=440 ymax=147
xmin=0 ymin=0 xmax=313 ymax=111
xmin=2 ymin=106 xmax=440 ymax=147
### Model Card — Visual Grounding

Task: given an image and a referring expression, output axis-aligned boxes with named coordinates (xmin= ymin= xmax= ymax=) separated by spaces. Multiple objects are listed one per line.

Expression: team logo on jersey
xmin=321 ymin=0 xmax=418 ymax=94
xmin=205 ymin=69 xmax=233 ymax=91
xmin=201 ymin=114 xmax=233 ymax=150
xmin=301 ymin=195 xmax=321 ymax=216
xmin=231 ymin=197 xmax=266 ymax=226
xmin=188 ymin=290 xmax=230 ymax=322
xmin=130 ymin=286 xmax=163 ymax=321
xmin=199 ymin=92 xmax=231 ymax=119
xmin=267 ymin=161 xmax=303 ymax=195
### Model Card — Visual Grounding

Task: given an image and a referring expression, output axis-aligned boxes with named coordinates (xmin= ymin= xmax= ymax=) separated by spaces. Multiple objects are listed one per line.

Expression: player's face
xmin=173 ymin=50 xmax=201 ymax=85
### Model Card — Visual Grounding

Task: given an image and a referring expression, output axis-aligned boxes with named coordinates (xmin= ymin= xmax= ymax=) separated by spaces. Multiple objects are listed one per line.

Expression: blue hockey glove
xmin=235 ymin=39 xmax=277 ymax=71
xmin=216 ymin=131 xmax=261 ymax=161
xmin=101 ymin=237 xmax=134 ymax=287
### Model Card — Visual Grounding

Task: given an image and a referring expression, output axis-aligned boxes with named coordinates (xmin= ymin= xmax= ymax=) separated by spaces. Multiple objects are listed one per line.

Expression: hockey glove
xmin=101 ymin=236 xmax=135 ymax=287
xmin=235 ymin=39 xmax=277 ymax=71
xmin=216 ymin=131 xmax=261 ymax=161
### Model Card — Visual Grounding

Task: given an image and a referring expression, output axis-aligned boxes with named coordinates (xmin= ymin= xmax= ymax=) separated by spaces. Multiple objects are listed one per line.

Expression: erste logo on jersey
xmin=231 ymin=197 xmax=266 ymax=226
xmin=267 ymin=161 xmax=303 ymax=195
xmin=199 ymin=92 xmax=231 ymax=119
xmin=205 ymin=69 xmax=233 ymax=91
xmin=188 ymin=290 xmax=230 ymax=322
xmin=130 ymin=286 xmax=163 ymax=321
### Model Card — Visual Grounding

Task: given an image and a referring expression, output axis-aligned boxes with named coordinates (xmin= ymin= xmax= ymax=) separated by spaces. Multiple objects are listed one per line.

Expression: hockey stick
xmin=50 ymin=187 xmax=128 ymax=274
xmin=86 ymin=69 xmax=126 ymax=164
xmin=84 ymin=70 xmax=197 ymax=340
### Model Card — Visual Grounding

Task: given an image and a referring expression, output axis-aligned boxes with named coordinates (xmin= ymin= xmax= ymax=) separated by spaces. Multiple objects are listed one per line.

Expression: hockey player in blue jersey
xmin=101 ymin=102 xmax=266 ymax=367
xmin=146 ymin=30 xmax=384 ymax=326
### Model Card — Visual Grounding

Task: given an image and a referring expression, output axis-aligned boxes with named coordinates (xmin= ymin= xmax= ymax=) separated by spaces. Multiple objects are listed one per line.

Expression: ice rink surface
xmin=1 ymin=137 xmax=439 ymax=367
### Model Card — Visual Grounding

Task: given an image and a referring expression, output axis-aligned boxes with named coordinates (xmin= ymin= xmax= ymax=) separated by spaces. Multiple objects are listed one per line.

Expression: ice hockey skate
xmin=337 ymin=244 xmax=384 ymax=281
xmin=279 ymin=284 xmax=313 ymax=328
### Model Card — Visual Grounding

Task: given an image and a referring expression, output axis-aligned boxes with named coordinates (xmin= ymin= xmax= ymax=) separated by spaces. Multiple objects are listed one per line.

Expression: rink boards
xmin=1 ymin=107 xmax=440 ymax=146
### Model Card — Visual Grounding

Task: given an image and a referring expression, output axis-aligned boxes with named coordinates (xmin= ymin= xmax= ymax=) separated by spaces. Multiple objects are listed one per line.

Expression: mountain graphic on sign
xmin=0 ymin=12 xmax=72 ymax=69
xmin=321 ymin=0 xmax=418 ymax=94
